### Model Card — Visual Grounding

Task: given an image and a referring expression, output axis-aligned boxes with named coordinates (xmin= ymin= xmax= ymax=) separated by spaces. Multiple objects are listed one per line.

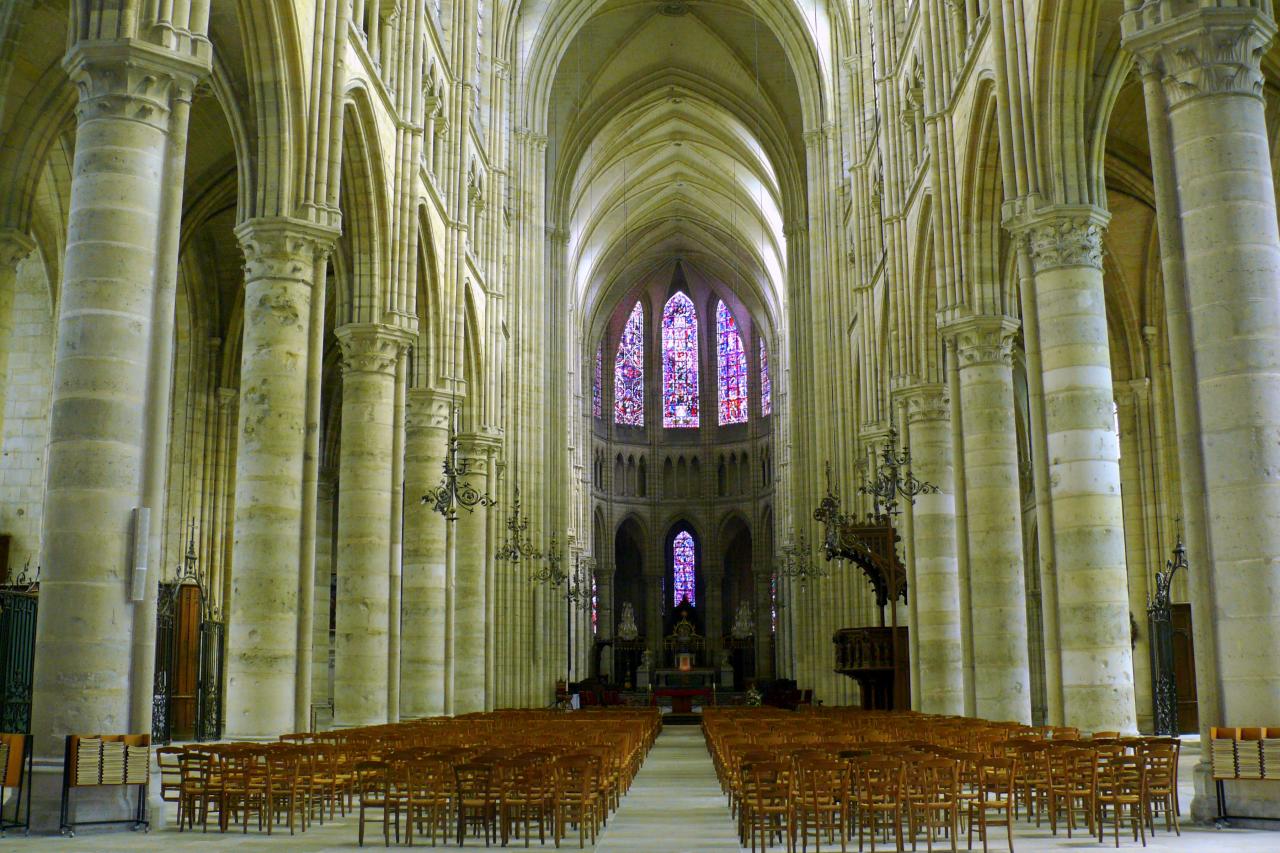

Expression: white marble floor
xmin=4 ymin=726 xmax=1279 ymax=851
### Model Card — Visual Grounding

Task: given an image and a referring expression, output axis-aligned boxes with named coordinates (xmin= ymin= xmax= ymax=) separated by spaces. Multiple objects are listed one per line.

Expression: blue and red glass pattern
xmin=716 ymin=301 xmax=748 ymax=425
xmin=614 ymin=302 xmax=645 ymax=426
xmin=592 ymin=344 xmax=603 ymax=419
xmin=662 ymin=293 xmax=699 ymax=428
xmin=760 ymin=338 xmax=772 ymax=417
xmin=673 ymin=530 xmax=696 ymax=607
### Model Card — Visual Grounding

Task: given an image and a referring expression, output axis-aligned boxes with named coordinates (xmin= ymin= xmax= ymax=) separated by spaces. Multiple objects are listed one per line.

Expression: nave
xmin=15 ymin=719 xmax=1280 ymax=853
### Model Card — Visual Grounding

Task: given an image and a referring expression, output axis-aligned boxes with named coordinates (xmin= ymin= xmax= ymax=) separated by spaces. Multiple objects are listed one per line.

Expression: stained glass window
xmin=716 ymin=301 xmax=748 ymax=425
xmin=614 ymin=302 xmax=644 ymax=426
xmin=672 ymin=530 xmax=696 ymax=607
xmin=662 ymin=293 xmax=699 ymax=428
xmin=592 ymin=345 xmax=603 ymax=419
xmin=591 ymin=573 xmax=599 ymax=635
xmin=760 ymin=338 xmax=772 ymax=417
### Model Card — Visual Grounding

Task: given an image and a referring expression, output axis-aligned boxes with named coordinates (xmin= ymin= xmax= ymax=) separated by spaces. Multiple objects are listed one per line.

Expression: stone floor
xmin=4 ymin=726 xmax=1278 ymax=851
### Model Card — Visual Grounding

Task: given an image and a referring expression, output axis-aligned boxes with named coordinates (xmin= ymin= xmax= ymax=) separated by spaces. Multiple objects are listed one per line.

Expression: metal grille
xmin=152 ymin=582 xmax=177 ymax=744
xmin=0 ymin=589 xmax=37 ymax=733
xmin=196 ymin=620 xmax=223 ymax=741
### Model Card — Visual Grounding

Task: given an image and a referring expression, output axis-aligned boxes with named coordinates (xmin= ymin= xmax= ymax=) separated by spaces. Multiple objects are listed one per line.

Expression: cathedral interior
xmin=1 ymin=0 xmax=1280 ymax=848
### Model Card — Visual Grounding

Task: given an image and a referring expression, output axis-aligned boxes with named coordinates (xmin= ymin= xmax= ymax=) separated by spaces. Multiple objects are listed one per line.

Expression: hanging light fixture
xmin=421 ymin=404 xmax=497 ymax=521
xmin=775 ymin=531 xmax=828 ymax=586
xmin=857 ymin=427 xmax=938 ymax=520
xmin=494 ymin=484 xmax=541 ymax=563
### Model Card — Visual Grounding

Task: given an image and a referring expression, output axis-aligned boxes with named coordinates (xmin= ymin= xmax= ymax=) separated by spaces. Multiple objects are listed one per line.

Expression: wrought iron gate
xmin=152 ymin=581 xmax=178 ymax=743
xmin=0 ymin=588 xmax=37 ymax=733
xmin=153 ymin=580 xmax=224 ymax=743
xmin=1148 ymin=540 xmax=1187 ymax=736
xmin=196 ymin=619 xmax=223 ymax=741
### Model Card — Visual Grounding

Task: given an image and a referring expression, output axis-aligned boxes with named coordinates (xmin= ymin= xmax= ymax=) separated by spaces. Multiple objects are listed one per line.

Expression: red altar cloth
xmin=651 ymin=686 xmax=714 ymax=714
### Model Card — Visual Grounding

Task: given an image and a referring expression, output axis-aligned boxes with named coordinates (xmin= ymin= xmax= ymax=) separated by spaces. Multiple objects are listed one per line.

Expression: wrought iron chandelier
xmin=494 ymin=485 xmax=541 ymax=563
xmin=857 ymin=427 xmax=938 ymax=519
xmin=421 ymin=404 xmax=496 ymax=521
xmin=775 ymin=532 xmax=829 ymax=586
xmin=564 ymin=553 xmax=596 ymax=609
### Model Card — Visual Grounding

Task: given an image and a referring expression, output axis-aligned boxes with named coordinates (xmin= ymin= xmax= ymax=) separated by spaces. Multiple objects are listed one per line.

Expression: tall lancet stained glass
xmin=760 ymin=338 xmax=772 ymax=417
xmin=662 ymin=292 xmax=699 ymax=428
xmin=673 ymin=531 xmax=696 ymax=607
xmin=716 ymin=301 xmax=748 ymax=425
xmin=614 ymin=302 xmax=644 ymax=426
xmin=592 ymin=344 xmax=603 ymax=419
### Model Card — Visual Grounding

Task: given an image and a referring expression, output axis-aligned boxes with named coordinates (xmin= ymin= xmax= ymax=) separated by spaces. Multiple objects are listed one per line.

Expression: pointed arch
xmin=661 ymin=291 xmax=699 ymax=428
xmin=614 ymin=300 xmax=645 ymax=426
xmin=716 ymin=300 xmax=748 ymax=425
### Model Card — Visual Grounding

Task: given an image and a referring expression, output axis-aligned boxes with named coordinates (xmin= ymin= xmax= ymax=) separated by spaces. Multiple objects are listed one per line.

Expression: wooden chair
xmin=1046 ymin=746 xmax=1096 ymax=838
xmin=965 ymin=757 xmax=1016 ymax=853
xmin=177 ymin=751 xmax=221 ymax=833
xmin=265 ymin=747 xmax=305 ymax=835
xmin=555 ymin=755 xmax=602 ymax=849
xmin=403 ymin=758 xmax=452 ymax=847
xmin=855 ymin=758 xmax=904 ymax=853
xmin=499 ymin=756 xmax=555 ymax=848
xmin=157 ymin=746 xmax=185 ymax=816
xmin=1140 ymin=740 xmax=1181 ymax=832
xmin=221 ymin=747 xmax=269 ymax=834
xmin=906 ymin=758 xmax=958 ymax=853
xmin=354 ymin=759 xmax=401 ymax=847
xmin=741 ymin=760 xmax=793 ymax=853
xmin=794 ymin=757 xmax=847 ymax=853
xmin=1096 ymin=755 xmax=1146 ymax=848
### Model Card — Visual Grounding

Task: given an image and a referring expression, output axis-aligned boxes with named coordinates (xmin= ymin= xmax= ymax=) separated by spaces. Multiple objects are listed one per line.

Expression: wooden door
xmin=1171 ymin=603 xmax=1198 ymax=734
xmin=170 ymin=585 xmax=202 ymax=740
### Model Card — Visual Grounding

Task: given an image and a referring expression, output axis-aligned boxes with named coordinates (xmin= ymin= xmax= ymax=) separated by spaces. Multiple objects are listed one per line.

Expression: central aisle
xmin=594 ymin=724 xmax=744 ymax=853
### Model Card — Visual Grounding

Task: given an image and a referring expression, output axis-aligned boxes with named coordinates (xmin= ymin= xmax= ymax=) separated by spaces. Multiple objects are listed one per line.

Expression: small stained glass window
xmin=673 ymin=530 xmax=696 ymax=607
xmin=592 ymin=344 xmax=603 ymax=419
xmin=760 ymin=338 xmax=772 ymax=417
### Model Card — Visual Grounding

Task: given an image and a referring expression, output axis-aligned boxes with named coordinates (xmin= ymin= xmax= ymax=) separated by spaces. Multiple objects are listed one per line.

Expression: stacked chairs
xmin=705 ymin=707 xmax=1182 ymax=852
xmin=160 ymin=707 xmax=659 ymax=847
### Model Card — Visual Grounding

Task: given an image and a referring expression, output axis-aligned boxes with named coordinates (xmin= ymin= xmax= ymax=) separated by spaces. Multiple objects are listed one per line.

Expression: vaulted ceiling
xmin=513 ymin=0 xmax=828 ymax=341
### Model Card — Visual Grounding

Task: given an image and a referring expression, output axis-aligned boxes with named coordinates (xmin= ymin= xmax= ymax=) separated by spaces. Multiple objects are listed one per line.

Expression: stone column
xmin=0 ymin=231 xmax=35 ymax=441
xmin=1124 ymin=1 xmax=1280 ymax=809
xmin=30 ymin=41 xmax=204 ymax=769
xmin=1013 ymin=206 xmax=1137 ymax=733
xmin=225 ymin=217 xmax=336 ymax=738
xmin=311 ymin=475 xmax=335 ymax=706
xmin=945 ymin=315 xmax=1032 ymax=722
xmin=1115 ymin=380 xmax=1155 ymax=732
xmin=452 ymin=435 xmax=494 ymax=714
xmin=401 ymin=388 xmax=453 ymax=717
xmin=901 ymin=383 xmax=964 ymax=715
xmin=332 ymin=323 xmax=409 ymax=727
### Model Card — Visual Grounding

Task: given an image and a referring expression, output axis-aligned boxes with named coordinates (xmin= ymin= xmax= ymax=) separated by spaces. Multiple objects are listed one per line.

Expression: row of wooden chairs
xmin=156 ymin=708 xmax=660 ymax=847
xmin=705 ymin=708 xmax=1183 ymax=852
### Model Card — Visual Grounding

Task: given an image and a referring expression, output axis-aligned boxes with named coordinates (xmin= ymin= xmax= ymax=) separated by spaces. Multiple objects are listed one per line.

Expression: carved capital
xmin=897 ymin=383 xmax=950 ymax=425
xmin=236 ymin=217 xmax=339 ymax=286
xmin=458 ymin=431 xmax=502 ymax=463
xmin=64 ymin=40 xmax=209 ymax=132
xmin=406 ymin=387 xmax=459 ymax=432
xmin=943 ymin=314 xmax=1021 ymax=368
xmin=335 ymin=322 xmax=412 ymax=376
xmin=0 ymin=230 xmax=35 ymax=271
xmin=1007 ymin=205 xmax=1108 ymax=273
xmin=1122 ymin=3 xmax=1277 ymax=106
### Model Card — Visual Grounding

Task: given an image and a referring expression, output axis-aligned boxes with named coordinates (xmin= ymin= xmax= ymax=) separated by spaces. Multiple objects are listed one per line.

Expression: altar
xmin=651 ymin=667 xmax=716 ymax=712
